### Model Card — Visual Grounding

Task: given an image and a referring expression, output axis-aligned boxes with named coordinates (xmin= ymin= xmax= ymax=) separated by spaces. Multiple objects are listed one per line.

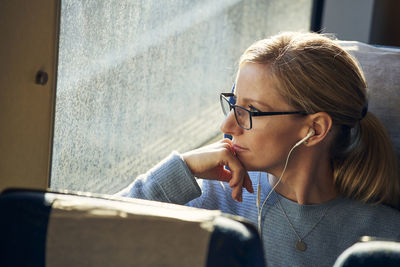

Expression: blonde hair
xmin=240 ymin=32 xmax=399 ymax=208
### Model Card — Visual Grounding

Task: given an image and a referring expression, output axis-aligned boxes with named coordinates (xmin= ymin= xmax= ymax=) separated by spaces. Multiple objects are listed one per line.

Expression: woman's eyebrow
xmin=240 ymin=97 xmax=273 ymax=109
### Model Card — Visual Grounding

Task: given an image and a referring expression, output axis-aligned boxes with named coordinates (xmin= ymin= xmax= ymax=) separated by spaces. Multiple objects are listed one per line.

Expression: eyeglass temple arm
xmin=223 ymin=84 xmax=235 ymax=140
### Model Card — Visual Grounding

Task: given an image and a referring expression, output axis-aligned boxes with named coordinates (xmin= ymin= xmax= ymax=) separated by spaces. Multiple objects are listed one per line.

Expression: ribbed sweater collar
xmin=274 ymin=191 xmax=344 ymax=219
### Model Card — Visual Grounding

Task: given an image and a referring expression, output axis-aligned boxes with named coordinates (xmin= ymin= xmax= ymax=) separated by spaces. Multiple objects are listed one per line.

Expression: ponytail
xmin=333 ymin=112 xmax=400 ymax=208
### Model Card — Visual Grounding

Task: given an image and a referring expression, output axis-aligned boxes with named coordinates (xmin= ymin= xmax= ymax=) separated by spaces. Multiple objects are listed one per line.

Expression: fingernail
xmin=245 ymin=185 xmax=253 ymax=194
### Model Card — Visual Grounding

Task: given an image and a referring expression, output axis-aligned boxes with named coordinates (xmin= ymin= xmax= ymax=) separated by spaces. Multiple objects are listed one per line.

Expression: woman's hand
xmin=181 ymin=139 xmax=254 ymax=202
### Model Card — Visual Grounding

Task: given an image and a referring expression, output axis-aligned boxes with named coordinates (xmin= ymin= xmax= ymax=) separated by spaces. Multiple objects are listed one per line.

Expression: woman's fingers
xmin=243 ymin=172 xmax=254 ymax=194
xmin=219 ymin=164 xmax=253 ymax=202
xmin=218 ymin=166 xmax=233 ymax=182
xmin=231 ymin=182 xmax=243 ymax=202
xmin=220 ymin=151 xmax=249 ymax=202
xmin=182 ymin=139 xmax=254 ymax=202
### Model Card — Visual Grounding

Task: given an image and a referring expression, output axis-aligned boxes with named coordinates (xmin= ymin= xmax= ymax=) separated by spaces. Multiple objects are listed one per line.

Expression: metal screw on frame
xmin=35 ymin=70 xmax=48 ymax=85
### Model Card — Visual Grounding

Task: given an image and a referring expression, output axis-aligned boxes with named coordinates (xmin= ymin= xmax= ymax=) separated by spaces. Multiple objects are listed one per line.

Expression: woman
xmin=117 ymin=32 xmax=400 ymax=266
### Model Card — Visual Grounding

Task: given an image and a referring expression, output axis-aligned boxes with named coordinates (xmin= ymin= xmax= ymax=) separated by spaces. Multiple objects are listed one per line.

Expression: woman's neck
xmin=270 ymin=151 xmax=338 ymax=205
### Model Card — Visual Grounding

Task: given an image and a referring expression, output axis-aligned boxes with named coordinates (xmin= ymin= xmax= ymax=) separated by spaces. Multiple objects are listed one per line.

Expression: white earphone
xmin=257 ymin=128 xmax=315 ymax=233
xmin=294 ymin=128 xmax=315 ymax=147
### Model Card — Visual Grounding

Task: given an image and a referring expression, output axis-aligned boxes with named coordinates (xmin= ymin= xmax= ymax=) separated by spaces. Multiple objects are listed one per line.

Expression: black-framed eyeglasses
xmin=220 ymin=93 xmax=308 ymax=130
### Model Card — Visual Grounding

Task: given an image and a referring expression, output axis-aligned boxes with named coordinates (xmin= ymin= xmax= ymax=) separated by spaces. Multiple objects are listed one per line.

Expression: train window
xmin=50 ymin=0 xmax=314 ymax=194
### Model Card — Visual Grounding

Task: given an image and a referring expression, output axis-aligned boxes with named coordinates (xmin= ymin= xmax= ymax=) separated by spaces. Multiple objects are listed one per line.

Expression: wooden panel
xmin=0 ymin=0 xmax=60 ymax=192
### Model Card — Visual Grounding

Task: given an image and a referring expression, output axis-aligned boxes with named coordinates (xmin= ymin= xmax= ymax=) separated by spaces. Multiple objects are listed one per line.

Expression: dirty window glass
xmin=51 ymin=0 xmax=313 ymax=194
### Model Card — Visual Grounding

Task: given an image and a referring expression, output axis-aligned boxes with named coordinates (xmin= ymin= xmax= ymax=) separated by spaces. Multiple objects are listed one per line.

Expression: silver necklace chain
xmin=276 ymin=194 xmax=331 ymax=252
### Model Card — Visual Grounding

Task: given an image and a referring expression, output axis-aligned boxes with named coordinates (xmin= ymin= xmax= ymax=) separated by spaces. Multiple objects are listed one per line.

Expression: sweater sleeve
xmin=115 ymin=151 xmax=260 ymax=222
xmin=115 ymin=151 xmax=202 ymax=205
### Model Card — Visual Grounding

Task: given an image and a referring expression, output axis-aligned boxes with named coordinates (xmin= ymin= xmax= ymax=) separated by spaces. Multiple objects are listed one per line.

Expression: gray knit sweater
xmin=117 ymin=152 xmax=400 ymax=267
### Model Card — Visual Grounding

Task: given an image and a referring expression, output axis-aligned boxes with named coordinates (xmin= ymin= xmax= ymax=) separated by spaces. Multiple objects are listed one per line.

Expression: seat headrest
xmin=338 ymin=41 xmax=400 ymax=160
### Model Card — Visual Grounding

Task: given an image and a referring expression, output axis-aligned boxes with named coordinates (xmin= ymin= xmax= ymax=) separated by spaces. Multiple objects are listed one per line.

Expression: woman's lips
xmin=232 ymin=144 xmax=249 ymax=153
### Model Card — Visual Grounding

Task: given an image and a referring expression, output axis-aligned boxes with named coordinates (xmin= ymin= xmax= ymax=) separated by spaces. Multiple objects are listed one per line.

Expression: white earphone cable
xmin=257 ymin=132 xmax=312 ymax=234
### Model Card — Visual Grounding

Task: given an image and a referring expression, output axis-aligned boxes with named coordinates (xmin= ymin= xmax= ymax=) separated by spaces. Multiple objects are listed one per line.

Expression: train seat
xmin=334 ymin=238 xmax=400 ymax=267
xmin=0 ymin=189 xmax=265 ymax=267
xmin=338 ymin=40 xmax=400 ymax=161
xmin=332 ymin=41 xmax=400 ymax=266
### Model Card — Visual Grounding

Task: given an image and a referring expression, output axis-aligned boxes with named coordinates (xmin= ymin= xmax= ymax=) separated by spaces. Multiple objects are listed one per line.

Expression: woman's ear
xmin=304 ymin=112 xmax=332 ymax=146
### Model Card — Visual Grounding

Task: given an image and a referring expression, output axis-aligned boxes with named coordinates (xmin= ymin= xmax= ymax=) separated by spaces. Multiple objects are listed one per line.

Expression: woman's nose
xmin=220 ymin=111 xmax=243 ymax=136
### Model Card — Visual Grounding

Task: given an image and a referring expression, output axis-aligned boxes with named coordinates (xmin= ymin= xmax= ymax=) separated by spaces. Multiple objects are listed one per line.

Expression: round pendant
xmin=296 ymin=240 xmax=307 ymax=251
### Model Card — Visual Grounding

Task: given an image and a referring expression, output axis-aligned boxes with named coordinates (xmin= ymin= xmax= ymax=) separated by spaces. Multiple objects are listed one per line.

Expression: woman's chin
xmin=238 ymin=157 xmax=270 ymax=173
xmin=239 ymin=158 xmax=260 ymax=172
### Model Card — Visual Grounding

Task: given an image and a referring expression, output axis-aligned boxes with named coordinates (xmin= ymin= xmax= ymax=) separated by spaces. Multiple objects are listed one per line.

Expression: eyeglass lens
xmin=220 ymin=95 xmax=251 ymax=129
xmin=220 ymin=95 xmax=231 ymax=116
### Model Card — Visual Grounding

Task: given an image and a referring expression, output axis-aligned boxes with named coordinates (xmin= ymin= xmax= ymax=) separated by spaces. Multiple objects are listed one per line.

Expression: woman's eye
xmin=249 ymin=105 xmax=259 ymax=112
